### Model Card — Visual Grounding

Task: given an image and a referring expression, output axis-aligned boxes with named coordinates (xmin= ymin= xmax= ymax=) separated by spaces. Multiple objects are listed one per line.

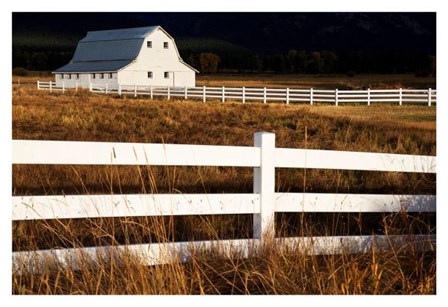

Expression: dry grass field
xmin=12 ymin=76 xmax=436 ymax=294
xmin=196 ymin=73 xmax=436 ymax=89
xmin=13 ymin=72 xmax=436 ymax=89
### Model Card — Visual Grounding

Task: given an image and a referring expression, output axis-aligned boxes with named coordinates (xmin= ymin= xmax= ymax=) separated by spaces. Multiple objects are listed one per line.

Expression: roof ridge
xmin=81 ymin=26 xmax=159 ymax=42
xmin=86 ymin=25 xmax=160 ymax=34
xmin=79 ymin=37 xmax=145 ymax=43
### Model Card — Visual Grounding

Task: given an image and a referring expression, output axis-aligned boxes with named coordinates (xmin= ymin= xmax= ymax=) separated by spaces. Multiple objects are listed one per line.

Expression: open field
xmin=12 ymin=77 xmax=436 ymax=294
xmin=197 ymin=73 xmax=436 ymax=89
xmin=13 ymin=72 xmax=436 ymax=90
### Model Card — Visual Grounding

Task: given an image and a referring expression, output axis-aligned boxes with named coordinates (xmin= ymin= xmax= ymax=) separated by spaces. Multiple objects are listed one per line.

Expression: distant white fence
xmin=12 ymin=133 xmax=436 ymax=273
xmin=36 ymin=80 xmax=78 ymax=93
xmin=37 ymin=81 xmax=437 ymax=106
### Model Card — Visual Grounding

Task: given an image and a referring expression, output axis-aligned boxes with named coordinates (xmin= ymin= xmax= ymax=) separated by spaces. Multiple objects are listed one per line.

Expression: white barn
xmin=53 ymin=26 xmax=198 ymax=88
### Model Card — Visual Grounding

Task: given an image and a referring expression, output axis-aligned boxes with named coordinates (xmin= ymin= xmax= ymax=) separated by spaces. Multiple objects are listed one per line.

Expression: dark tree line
xmin=13 ymin=45 xmax=435 ymax=77
xmin=185 ymin=50 xmax=435 ymax=76
xmin=13 ymin=48 xmax=75 ymax=72
xmin=191 ymin=50 xmax=435 ymax=76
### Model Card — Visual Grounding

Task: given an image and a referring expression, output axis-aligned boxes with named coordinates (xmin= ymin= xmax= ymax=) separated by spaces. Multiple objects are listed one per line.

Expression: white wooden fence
xmin=12 ymin=133 xmax=436 ymax=273
xmin=37 ymin=81 xmax=437 ymax=106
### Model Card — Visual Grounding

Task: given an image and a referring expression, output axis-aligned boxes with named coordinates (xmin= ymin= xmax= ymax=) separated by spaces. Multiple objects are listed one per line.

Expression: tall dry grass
xmin=196 ymin=73 xmax=436 ymax=90
xmin=13 ymin=215 xmax=436 ymax=294
xmin=12 ymin=80 xmax=436 ymax=294
xmin=13 ymin=72 xmax=436 ymax=90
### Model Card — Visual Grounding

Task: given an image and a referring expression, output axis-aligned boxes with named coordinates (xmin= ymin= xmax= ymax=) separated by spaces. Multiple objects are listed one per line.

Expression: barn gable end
xmin=53 ymin=26 xmax=197 ymax=88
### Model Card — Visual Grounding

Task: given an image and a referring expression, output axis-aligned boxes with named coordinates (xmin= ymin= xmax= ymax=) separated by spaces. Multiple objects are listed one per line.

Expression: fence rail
xmin=12 ymin=133 xmax=436 ymax=273
xmin=37 ymin=81 xmax=437 ymax=106
xmin=13 ymin=193 xmax=436 ymax=221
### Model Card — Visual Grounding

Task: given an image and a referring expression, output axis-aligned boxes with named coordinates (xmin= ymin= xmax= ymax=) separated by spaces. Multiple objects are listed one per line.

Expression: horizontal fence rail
xmin=13 ymin=140 xmax=436 ymax=173
xmin=37 ymin=81 xmax=437 ymax=106
xmin=275 ymin=148 xmax=436 ymax=173
xmin=12 ymin=140 xmax=260 ymax=167
xmin=12 ymin=133 xmax=436 ymax=273
xmin=13 ymin=193 xmax=436 ymax=221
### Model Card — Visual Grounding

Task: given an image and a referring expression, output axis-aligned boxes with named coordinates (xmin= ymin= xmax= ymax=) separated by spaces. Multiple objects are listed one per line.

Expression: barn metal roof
xmin=72 ymin=39 xmax=144 ymax=62
xmin=53 ymin=25 xmax=198 ymax=74
xmin=54 ymin=26 xmax=159 ymax=73
xmin=53 ymin=60 xmax=134 ymax=73
xmin=80 ymin=26 xmax=159 ymax=42
xmin=67 ymin=26 xmax=160 ymax=62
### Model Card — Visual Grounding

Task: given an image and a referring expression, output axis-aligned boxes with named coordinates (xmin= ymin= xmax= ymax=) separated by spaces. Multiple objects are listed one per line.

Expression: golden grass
xmin=12 ymin=85 xmax=435 ymax=196
xmin=12 ymin=78 xmax=436 ymax=294
xmin=14 ymin=72 xmax=436 ymax=90
xmin=307 ymin=105 xmax=436 ymax=130
xmin=13 ymin=239 xmax=436 ymax=294
xmin=196 ymin=73 xmax=436 ymax=89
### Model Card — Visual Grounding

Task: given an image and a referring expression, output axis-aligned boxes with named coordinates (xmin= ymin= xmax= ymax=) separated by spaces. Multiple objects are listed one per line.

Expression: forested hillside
xmin=13 ymin=12 xmax=436 ymax=75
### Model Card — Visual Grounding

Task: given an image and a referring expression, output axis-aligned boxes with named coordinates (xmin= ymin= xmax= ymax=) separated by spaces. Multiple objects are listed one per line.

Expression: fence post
xmin=399 ymin=88 xmax=402 ymax=106
xmin=335 ymin=89 xmax=338 ymax=106
xmin=428 ymin=88 xmax=432 ymax=107
xmin=203 ymin=86 xmax=206 ymax=102
xmin=118 ymin=84 xmax=122 ymax=96
xmin=222 ymin=86 xmax=225 ymax=103
xmin=37 ymin=81 xmax=40 ymax=90
xmin=286 ymin=88 xmax=290 ymax=105
xmin=367 ymin=88 xmax=371 ymax=106
xmin=310 ymin=88 xmax=313 ymax=105
xmin=105 ymin=84 xmax=108 ymax=95
xmin=253 ymin=132 xmax=276 ymax=242
xmin=185 ymin=86 xmax=188 ymax=100
xmin=89 ymin=82 xmax=92 ymax=92
xmin=167 ymin=86 xmax=170 ymax=100
xmin=75 ymin=82 xmax=78 ymax=92
xmin=62 ymin=82 xmax=65 ymax=94
xmin=263 ymin=87 xmax=267 ymax=104
xmin=150 ymin=85 xmax=153 ymax=99
xmin=242 ymin=87 xmax=246 ymax=104
xmin=49 ymin=81 xmax=52 ymax=93
xmin=134 ymin=85 xmax=137 ymax=97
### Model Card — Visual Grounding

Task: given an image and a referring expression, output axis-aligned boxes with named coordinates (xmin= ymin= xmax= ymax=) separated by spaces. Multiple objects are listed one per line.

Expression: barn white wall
xmin=88 ymin=73 xmax=119 ymax=88
xmin=55 ymin=73 xmax=119 ymax=89
xmin=173 ymin=71 xmax=195 ymax=87
xmin=54 ymin=27 xmax=196 ymax=89
xmin=118 ymin=28 xmax=196 ymax=87
xmin=54 ymin=73 xmax=87 ymax=88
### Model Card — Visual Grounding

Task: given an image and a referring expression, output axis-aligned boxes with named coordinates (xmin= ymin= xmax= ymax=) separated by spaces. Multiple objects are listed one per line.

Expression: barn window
xmin=147 ymin=41 xmax=152 ymax=48
xmin=91 ymin=73 xmax=96 ymax=79
xmin=164 ymin=72 xmax=169 ymax=78
xmin=108 ymin=73 xmax=113 ymax=79
xmin=147 ymin=71 xmax=153 ymax=79
xmin=75 ymin=74 xmax=80 ymax=79
xmin=100 ymin=73 xmax=104 ymax=79
xmin=67 ymin=74 xmax=71 ymax=79
xmin=163 ymin=42 xmax=168 ymax=49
